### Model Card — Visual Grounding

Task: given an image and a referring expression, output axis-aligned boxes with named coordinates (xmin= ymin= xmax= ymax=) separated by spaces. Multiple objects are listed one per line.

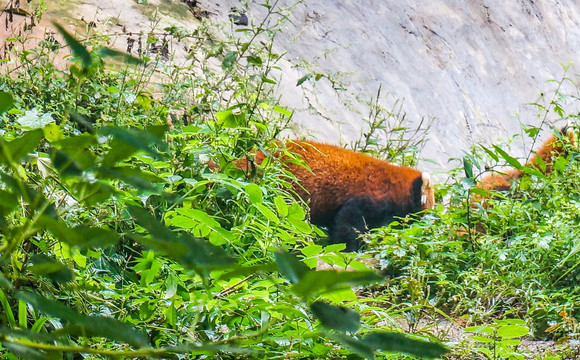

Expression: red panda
xmin=478 ymin=124 xmax=577 ymax=193
xmin=240 ymin=140 xmax=435 ymax=252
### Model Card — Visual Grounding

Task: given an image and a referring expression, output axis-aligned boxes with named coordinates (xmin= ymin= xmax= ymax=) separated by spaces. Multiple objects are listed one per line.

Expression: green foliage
xmin=365 ymin=104 xmax=580 ymax=357
xmin=3 ymin=1 xmax=578 ymax=358
xmin=0 ymin=1 xmax=449 ymax=359
xmin=463 ymin=319 xmax=530 ymax=359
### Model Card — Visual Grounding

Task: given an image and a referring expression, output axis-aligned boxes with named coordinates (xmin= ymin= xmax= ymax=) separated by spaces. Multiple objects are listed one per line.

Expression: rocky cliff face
xmin=3 ymin=0 xmax=580 ymax=175
xmin=210 ymin=0 xmax=580 ymax=175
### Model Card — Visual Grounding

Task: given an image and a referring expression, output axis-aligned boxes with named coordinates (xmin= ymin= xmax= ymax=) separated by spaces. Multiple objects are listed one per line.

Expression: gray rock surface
xmin=210 ymin=0 xmax=580 ymax=176
xmin=4 ymin=0 xmax=579 ymax=177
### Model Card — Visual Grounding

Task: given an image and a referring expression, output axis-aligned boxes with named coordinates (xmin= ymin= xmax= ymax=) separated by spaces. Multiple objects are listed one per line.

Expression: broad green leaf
xmin=99 ymin=126 xmax=167 ymax=166
xmin=553 ymin=156 xmax=568 ymax=172
xmin=463 ymin=325 xmax=495 ymax=334
xmin=174 ymin=208 xmax=223 ymax=229
xmin=53 ymin=22 xmax=92 ymax=70
xmin=274 ymin=196 xmax=289 ymax=216
xmin=222 ymin=51 xmax=238 ymax=70
xmin=39 ymin=216 xmax=119 ymax=249
xmin=470 ymin=335 xmax=494 ymax=343
xmin=165 ymin=302 xmax=177 ymax=326
xmin=129 ymin=206 xmax=235 ymax=269
xmin=363 ymin=332 xmax=448 ymax=359
xmin=0 ymin=129 xmax=44 ymax=164
xmin=51 ymin=149 xmax=83 ymax=176
xmin=0 ymin=189 xmax=18 ymax=213
xmin=217 ymin=263 xmax=278 ymax=281
xmin=98 ymin=166 xmax=165 ymax=191
xmin=247 ymin=54 xmax=263 ymax=66
xmin=498 ymin=339 xmax=522 ymax=346
xmin=215 ymin=109 xmax=245 ymax=128
xmin=2 ymin=342 xmax=48 ymax=360
xmin=245 ymin=183 xmax=263 ymax=204
xmin=43 ymin=122 xmax=64 ymax=143
xmin=288 ymin=217 xmax=312 ymax=234
xmin=301 ymin=245 xmax=323 ymax=257
xmin=164 ymin=275 xmax=178 ymax=300
xmin=97 ymin=47 xmax=143 ymax=65
xmin=0 ymin=91 xmax=14 ymax=115
xmin=310 ymin=301 xmax=360 ymax=332
xmin=292 ymin=270 xmax=381 ymax=298
xmin=28 ymin=254 xmax=74 ymax=283
xmin=256 ymin=203 xmax=279 ymax=223
xmin=62 ymin=316 xmax=148 ymax=348
xmin=496 ymin=324 xmax=529 ymax=339
xmin=17 ymin=291 xmax=84 ymax=323
xmin=275 ymin=251 xmax=311 ymax=284
xmin=461 ymin=177 xmax=476 ymax=190
xmin=325 ymin=332 xmax=375 ymax=359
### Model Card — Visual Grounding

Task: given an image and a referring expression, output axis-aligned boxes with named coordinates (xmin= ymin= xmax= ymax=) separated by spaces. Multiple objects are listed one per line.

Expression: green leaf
xmin=463 ymin=156 xmax=473 ymax=179
xmin=51 ymin=149 xmax=84 ymax=177
xmin=98 ymin=126 xmax=167 ymax=166
xmin=39 ymin=216 xmax=120 ymax=249
xmin=463 ymin=325 xmax=495 ymax=334
xmin=0 ymin=129 xmax=44 ymax=164
xmin=97 ymin=47 xmax=143 ymax=65
xmin=256 ymin=203 xmax=279 ymax=223
xmin=310 ymin=301 xmax=360 ymax=332
xmin=261 ymin=75 xmax=276 ymax=84
xmin=461 ymin=177 xmax=476 ymax=190
xmin=43 ymin=122 xmax=64 ymax=143
xmin=0 ymin=189 xmax=19 ymax=213
xmin=17 ymin=291 xmax=148 ymax=348
xmin=292 ymin=270 xmax=382 ymax=298
xmin=2 ymin=342 xmax=49 ymax=360
xmin=493 ymin=145 xmax=523 ymax=170
xmin=470 ymin=335 xmax=494 ymax=343
xmin=274 ymin=196 xmax=289 ymax=217
xmin=129 ymin=206 xmax=235 ymax=270
xmin=363 ymin=332 xmax=449 ymax=358
xmin=296 ymin=73 xmax=314 ymax=86
xmin=275 ymin=251 xmax=311 ymax=284
xmin=16 ymin=109 xmax=54 ymax=129
xmin=53 ymin=22 xmax=92 ymax=70
xmin=215 ymin=109 xmax=245 ymax=128
xmin=273 ymin=106 xmax=292 ymax=118
xmin=98 ymin=166 xmax=165 ymax=191
xmin=0 ymin=91 xmax=14 ymax=115
xmin=480 ymin=144 xmax=499 ymax=162
xmin=222 ymin=51 xmax=238 ymax=70
xmin=0 ymin=289 xmax=16 ymax=328
xmin=245 ymin=183 xmax=263 ymax=204
xmin=29 ymin=254 xmax=74 ymax=283
xmin=247 ymin=54 xmax=263 ymax=66
xmin=301 ymin=245 xmax=323 ymax=257
xmin=325 ymin=332 xmax=375 ymax=359
xmin=496 ymin=325 xmax=529 ymax=339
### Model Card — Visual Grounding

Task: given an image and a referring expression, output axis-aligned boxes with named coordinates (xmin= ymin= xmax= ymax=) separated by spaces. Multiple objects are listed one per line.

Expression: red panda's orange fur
xmin=239 ymin=140 xmax=435 ymax=251
xmin=478 ymin=125 xmax=577 ymax=193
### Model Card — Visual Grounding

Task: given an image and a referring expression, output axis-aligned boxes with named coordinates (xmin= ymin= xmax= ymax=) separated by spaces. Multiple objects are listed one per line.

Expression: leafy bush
xmin=0 ymin=2 xmax=448 ymax=359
